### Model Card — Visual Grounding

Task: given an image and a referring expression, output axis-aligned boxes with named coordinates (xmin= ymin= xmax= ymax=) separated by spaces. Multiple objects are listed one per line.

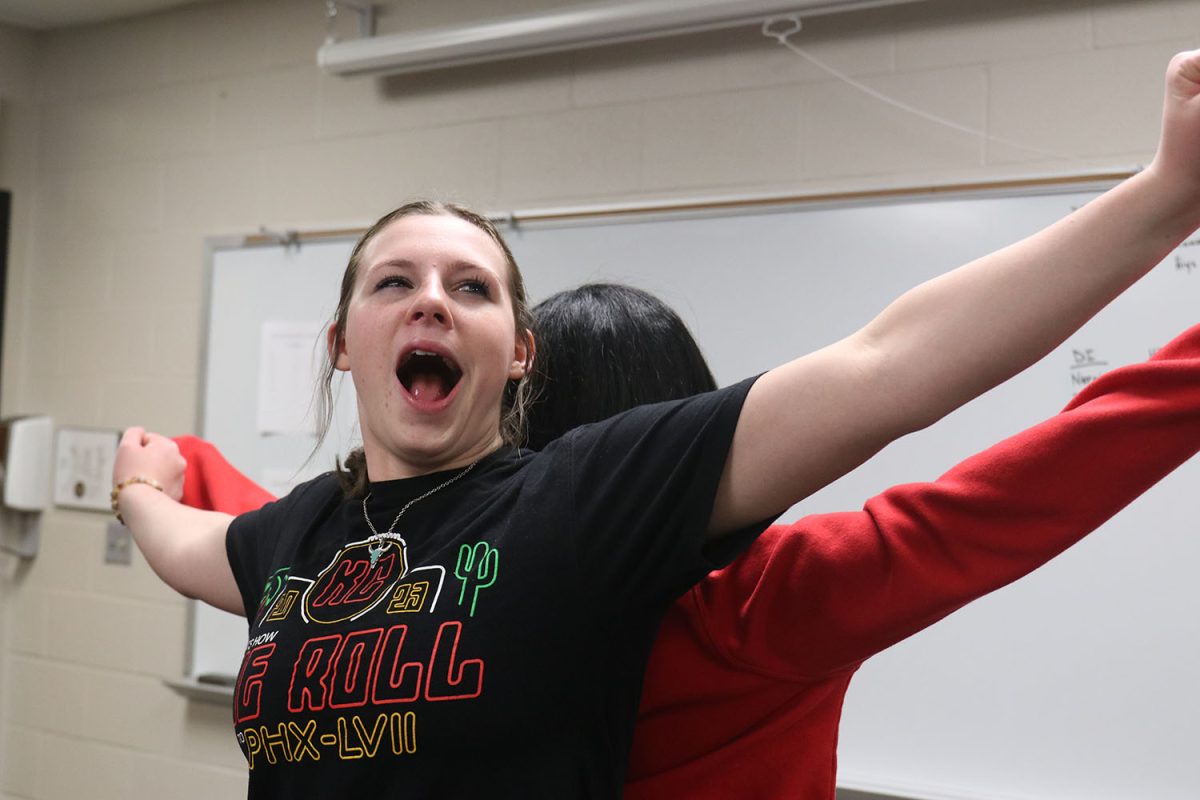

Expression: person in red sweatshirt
xmin=178 ymin=281 xmax=1200 ymax=799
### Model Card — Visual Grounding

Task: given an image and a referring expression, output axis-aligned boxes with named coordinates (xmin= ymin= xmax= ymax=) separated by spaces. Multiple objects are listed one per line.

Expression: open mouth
xmin=396 ymin=349 xmax=462 ymax=403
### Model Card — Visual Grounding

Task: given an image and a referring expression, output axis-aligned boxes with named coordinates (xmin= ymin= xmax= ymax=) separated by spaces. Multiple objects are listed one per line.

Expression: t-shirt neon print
xmin=224 ymin=377 xmax=762 ymax=799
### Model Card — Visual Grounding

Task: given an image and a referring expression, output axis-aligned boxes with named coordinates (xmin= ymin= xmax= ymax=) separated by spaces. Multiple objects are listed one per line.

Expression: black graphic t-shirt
xmin=225 ymin=377 xmax=764 ymax=798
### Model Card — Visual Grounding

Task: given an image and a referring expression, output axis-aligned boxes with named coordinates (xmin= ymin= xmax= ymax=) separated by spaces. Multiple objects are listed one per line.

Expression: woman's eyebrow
xmin=365 ymin=258 xmax=416 ymax=274
xmin=445 ymin=259 xmax=491 ymax=274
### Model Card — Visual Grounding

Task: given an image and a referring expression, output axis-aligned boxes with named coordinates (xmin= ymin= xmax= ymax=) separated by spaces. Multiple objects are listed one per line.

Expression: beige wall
xmin=0 ymin=17 xmax=36 ymax=799
xmin=0 ymin=0 xmax=1197 ymax=797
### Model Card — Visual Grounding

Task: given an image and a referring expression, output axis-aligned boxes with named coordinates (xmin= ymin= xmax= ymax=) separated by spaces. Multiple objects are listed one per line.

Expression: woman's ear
xmin=509 ymin=329 xmax=535 ymax=380
xmin=328 ymin=323 xmax=350 ymax=372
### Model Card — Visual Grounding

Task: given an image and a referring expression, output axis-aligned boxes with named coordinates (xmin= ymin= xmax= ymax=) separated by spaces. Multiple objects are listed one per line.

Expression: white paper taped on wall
xmin=53 ymin=427 xmax=119 ymax=511
xmin=256 ymin=321 xmax=326 ymax=437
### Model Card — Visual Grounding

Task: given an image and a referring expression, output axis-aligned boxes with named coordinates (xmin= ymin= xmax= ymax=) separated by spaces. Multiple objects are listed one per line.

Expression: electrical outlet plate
xmin=104 ymin=520 xmax=133 ymax=565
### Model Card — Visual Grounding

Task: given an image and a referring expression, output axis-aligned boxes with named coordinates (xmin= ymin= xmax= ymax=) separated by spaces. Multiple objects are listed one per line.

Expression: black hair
xmin=525 ymin=283 xmax=717 ymax=450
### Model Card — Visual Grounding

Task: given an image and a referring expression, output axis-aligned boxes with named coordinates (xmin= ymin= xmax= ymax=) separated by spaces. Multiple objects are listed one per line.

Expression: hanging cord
xmin=761 ymin=15 xmax=1072 ymax=162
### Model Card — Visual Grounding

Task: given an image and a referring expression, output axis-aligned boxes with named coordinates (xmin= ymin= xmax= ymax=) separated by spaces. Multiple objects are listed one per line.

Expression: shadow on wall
xmin=838 ymin=789 xmax=917 ymax=800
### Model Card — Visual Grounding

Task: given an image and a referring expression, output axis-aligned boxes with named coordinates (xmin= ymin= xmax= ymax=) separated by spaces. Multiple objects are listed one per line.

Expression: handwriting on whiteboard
xmin=1176 ymin=236 xmax=1200 ymax=273
xmin=1069 ymin=347 xmax=1109 ymax=392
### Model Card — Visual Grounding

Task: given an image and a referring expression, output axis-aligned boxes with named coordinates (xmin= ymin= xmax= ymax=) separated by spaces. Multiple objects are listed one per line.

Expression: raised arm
xmin=711 ymin=49 xmax=1200 ymax=534
xmin=113 ymin=428 xmax=243 ymax=615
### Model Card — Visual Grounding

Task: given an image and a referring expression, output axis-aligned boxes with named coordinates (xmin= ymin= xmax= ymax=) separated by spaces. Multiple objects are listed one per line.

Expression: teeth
xmin=402 ymin=349 xmax=459 ymax=375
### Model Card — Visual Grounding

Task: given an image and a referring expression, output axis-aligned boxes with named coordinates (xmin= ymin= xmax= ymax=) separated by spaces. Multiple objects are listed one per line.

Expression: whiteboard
xmin=197 ymin=184 xmax=1200 ymax=799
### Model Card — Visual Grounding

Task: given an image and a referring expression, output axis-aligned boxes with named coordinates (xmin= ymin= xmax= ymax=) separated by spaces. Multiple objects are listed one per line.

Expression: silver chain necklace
xmin=361 ymin=460 xmax=478 ymax=568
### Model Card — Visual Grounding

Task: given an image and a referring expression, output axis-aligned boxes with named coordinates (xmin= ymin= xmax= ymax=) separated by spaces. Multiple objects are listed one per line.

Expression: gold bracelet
xmin=110 ymin=475 xmax=164 ymax=525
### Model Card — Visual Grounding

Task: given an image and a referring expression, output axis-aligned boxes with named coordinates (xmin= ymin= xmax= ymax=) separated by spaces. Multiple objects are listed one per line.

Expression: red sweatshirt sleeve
xmin=691 ymin=322 xmax=1200 ymax=679
xmin=173 ymin=435 xmax=276 ymax=515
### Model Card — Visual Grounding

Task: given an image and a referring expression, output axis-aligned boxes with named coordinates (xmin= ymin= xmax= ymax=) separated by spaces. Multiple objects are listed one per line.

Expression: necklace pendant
xmin=360 ymin=460 xmax=478 ymax=572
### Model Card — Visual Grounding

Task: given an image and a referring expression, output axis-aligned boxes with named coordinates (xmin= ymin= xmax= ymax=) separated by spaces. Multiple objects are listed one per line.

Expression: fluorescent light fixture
xmin=318 ymin=0 xmax=928 ymax=77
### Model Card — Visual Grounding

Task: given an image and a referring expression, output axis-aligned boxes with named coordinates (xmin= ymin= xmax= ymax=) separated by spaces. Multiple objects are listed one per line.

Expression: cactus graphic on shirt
xmin=258 ymin=567 xmax=290 ymax=613
xmin=454 ymin=542 xmax=499 ymax=617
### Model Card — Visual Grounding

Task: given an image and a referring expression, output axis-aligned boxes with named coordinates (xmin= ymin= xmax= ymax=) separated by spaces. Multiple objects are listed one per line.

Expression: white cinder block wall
xmin=0 ymin=0 xmax=1197 ymax=797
